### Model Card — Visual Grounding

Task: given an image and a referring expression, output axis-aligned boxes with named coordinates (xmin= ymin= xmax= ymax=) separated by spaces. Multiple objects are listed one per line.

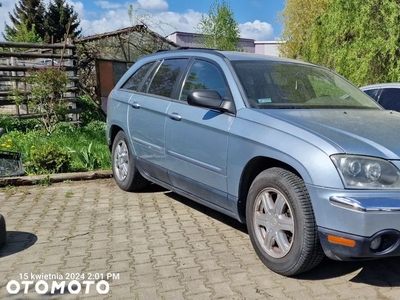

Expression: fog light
xmin=370 ymin=236 xmax=382 ymax=250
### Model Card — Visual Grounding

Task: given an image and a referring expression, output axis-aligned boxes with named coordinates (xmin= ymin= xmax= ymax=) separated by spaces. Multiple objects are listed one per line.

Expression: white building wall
xmin=166 ymin=32 xmax=284 ymax=57
xmin=254 ymin=41 xmax=285 ymax=57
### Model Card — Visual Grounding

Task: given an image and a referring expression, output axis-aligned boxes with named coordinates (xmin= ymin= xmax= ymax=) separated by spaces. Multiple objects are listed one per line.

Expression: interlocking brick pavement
xmin=1 ymin=178 xmax=400 ymax=299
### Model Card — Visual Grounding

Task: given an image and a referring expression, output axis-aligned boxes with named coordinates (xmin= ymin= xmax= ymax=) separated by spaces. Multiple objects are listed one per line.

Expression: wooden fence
xmin=0 ymin=41 xmax=79 ymax=120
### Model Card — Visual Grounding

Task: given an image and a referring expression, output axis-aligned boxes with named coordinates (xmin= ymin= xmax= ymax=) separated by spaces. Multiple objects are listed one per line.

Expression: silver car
xmin=106 ymin=49 xmax=400 ymax=276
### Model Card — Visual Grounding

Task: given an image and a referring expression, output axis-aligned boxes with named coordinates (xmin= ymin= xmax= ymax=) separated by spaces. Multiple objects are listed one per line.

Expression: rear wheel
xmin=112 ymin=131 xmax=148 ymax=191
xmin=246 ymin=167 xmax=324 ymax=276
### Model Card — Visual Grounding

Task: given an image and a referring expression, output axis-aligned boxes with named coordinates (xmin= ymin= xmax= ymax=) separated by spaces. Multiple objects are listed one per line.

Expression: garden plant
xmin=0 ymin=101 xmax=110 ymax=176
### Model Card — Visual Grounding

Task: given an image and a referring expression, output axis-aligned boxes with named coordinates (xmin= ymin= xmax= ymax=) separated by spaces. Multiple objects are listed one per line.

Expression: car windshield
xmin=231 ymin=61 xmax=381 ymax=109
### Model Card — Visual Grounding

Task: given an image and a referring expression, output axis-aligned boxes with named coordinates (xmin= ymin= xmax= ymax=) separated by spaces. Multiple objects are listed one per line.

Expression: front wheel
xmin=111 ymin=131 xmax=148 ymax=191
xmin=246 ymin=168 xmax=324 ymax=276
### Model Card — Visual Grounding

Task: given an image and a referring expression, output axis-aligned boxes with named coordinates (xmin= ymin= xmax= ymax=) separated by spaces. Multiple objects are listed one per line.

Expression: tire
xmin=0 ymin=214 xmax=6 ymax=249
xmin=111 ymin=131 xmax=148 ymax=191
xmin=246 ymin=167 xmax=324 ymax=276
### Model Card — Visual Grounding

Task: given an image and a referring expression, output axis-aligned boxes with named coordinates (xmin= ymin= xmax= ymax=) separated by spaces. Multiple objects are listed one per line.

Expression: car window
xmin=180 ymin=60 xmax=227 ymax=101
xmin=233 ymin=61 xmax=317 ymax=106
xmin=147 ymin=59 xmax=188 ymax=98
xmin=363 ymin=88 xmax=379 ymax=101
xmin=307 ymin=75 xmax=345 ymax=99
xmin=378 ymin=88 xmax=400 ymax=111
xmin=232 ymin=61 xmax=381 ymax=109
xmin=121 ymin=62 xmax=154 ymax=91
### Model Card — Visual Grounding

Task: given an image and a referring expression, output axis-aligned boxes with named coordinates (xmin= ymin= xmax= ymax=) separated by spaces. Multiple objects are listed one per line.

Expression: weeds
xmin=65 ymin=190 xmax=74 ymax=198
xmin=35 ymin=175 xmax=52 ymax=186
xmin=67 ymin=142 xmax=99 ymax=171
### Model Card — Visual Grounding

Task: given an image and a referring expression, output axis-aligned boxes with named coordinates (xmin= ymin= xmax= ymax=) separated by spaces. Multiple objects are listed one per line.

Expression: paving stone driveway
xmin=1 ymin=178 xmax=400 ymax=299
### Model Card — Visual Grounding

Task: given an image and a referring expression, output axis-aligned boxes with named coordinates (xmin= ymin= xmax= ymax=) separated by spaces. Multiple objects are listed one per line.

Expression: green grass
xmin=0 ymin=119 xmax=111 ymax=175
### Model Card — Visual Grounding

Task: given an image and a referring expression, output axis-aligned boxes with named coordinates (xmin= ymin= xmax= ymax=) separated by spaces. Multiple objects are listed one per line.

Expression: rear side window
xmin=147 ymin=59 xmax=188 ymax=98
xmin=121 ymin=62 xmax=154 ymax=91
xmin=379 ymin=88 xmax=400 ymax=111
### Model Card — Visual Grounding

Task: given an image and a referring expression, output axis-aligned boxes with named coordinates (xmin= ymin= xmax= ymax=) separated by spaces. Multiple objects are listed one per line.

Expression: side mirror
xmin=187 ymin=90 xmax=235 ymax=114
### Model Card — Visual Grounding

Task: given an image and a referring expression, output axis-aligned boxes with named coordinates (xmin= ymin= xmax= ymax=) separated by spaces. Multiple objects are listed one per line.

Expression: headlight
xmin=331 ymin=155 xmax=400 ymax=189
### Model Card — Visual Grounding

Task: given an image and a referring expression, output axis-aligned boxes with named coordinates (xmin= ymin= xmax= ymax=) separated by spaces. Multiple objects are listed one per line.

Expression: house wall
xmin=238 ymin=39 xmax=255 ymax=53
xmin=254 ymin=41 xmax=285 ymax=56
xmin=167 ymin=32 xmax=202 ymax=48
xmin=166 ymin=31 xmax=283 ymax=57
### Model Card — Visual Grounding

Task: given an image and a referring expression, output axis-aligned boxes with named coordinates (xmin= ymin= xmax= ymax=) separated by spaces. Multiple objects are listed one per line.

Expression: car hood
xmin=258 ymin=109 xmax=400 ymax=159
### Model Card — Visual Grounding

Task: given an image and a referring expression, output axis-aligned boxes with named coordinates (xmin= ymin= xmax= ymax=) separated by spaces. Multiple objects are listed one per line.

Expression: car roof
xmin=144 ymin=48 xmax=315 ymax=66
xmin=360 ymin=83 xmax=400 ymax=90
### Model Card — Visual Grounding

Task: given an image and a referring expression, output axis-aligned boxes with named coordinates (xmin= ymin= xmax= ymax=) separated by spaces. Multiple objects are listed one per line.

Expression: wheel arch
xmin=237 ymin=156 xmax=303 ymax=223
xmin=108 ymin=125 xmax=124 ymax=151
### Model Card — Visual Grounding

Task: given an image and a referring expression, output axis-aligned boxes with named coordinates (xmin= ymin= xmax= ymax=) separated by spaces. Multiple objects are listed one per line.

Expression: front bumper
xmin=319 ymin=227 xmax=400 ymax=261
xmin=329 ymin=195 xmax=400 ymax=213
xmin=307 ymin=186 xmax=400 ymax=260
xmin=307 ymin=185 xmax=400 ymax=237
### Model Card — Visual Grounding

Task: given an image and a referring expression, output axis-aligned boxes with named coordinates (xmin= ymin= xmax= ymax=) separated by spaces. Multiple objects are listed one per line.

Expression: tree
xmin=279 ymin=0 xmax=329 ymax=59
xmin=196 ymin=0 xmax=240 ymax=51
xmin=7 ymin=20 xmax=43 ymax=43
xmin=4 ymin=0 xmax=81 ymax=43
xmin=44 ymin=0 xmax=81 ymax=43
xmin=304 ymin=0 xmax=400 ymax=86
xmin=4 ymin=0 xmax=46 ymax=41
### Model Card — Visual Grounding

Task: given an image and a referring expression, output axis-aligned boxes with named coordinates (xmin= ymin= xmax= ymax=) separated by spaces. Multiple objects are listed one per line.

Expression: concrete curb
xmin=0 ymin=170 xmax=113 ymax=187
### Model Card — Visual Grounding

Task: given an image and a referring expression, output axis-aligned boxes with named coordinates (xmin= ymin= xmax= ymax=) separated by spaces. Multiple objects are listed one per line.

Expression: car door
xmin=165 ymin=59 xmax=234 ymax=210
xmin=126 ymin=58 xmax=189 ymax=183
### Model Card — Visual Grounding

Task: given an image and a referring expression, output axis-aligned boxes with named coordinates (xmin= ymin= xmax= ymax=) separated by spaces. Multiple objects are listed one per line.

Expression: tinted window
xmin=363 ymin=88 xmax=379 ymax=100
xmin=379 ymin=88 xmax=400 ymax=111
xmin=121 ymin=62 xmax=154 ymax=91
xmin=180 ymin=60 xmax=227 ymax=101
xmin=147 ymin=59 xmax=188 ymax=98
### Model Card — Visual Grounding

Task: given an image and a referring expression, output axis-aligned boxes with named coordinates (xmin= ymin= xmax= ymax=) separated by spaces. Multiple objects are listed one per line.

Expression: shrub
xmin=83 ymin=120 xmax=106 ymax=132
xmin=9 ymin=67 xmax=69 ymax=135
xmin=77 ymin=95 xmax=106 ymax=125
xmin=0 ymin=116 xmax=40 ymax=133
xmin=0 ymin=118 xmax=110 ymax=175
xmin=29 ymin=142 xmax=71 ymax=174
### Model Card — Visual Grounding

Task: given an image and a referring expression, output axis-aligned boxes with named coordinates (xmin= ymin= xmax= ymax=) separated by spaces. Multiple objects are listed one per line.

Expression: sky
xmin=0 ymin=0 xmax=286 ymax=41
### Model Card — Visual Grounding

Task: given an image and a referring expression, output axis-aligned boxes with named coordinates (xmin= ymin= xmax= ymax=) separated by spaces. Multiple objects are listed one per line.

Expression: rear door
xmin=126 ymin=58 xmax=189 ymax=183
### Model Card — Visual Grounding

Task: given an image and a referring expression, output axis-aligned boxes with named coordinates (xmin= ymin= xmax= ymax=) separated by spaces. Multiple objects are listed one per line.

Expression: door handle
xmin=130 ymin=102 xmax=140 ymax=109
xmin=168 ymin=112 xmax=182 ymax=121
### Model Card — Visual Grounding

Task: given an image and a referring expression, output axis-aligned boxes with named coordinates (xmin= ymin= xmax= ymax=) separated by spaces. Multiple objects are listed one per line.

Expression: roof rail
xmin=155 ymin=46 xmax=219 ymax=53
xmin=176 ymin=46 xmax=218 ymax=51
